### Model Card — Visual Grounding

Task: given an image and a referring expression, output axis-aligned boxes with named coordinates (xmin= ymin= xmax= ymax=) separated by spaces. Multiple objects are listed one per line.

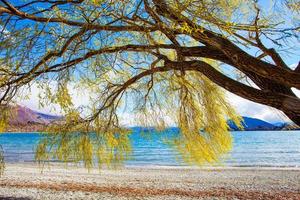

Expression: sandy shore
xmin=0 ymin=163 xmax=299 ymax=200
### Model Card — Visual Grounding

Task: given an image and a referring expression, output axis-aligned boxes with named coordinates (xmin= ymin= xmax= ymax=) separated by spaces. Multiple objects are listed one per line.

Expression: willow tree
xmin=0 ymin=0 xmax=299 ymax=168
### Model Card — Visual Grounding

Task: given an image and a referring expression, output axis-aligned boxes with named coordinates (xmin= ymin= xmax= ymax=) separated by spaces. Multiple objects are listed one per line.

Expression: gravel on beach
xmin=0 ymin=164 xmax=299 ymax=200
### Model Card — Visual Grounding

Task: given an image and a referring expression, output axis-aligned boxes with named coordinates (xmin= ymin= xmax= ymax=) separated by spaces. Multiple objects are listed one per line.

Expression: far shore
xmin=2 ymin=128 xmax=300 ymax=134
xmin=1 ymin=163 xmax=299 ymax=200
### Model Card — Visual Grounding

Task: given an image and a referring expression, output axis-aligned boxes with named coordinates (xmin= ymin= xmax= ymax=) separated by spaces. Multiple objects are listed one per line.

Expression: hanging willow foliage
xmin=35 ymin=115 xmax=132 ymax=169
xmin=0 ymin=0 xmax=299 ymax=170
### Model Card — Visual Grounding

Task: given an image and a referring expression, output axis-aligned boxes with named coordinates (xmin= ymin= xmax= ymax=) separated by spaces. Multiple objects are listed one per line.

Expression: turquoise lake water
xmin=0 ymin=129 xmax=300 ymax=167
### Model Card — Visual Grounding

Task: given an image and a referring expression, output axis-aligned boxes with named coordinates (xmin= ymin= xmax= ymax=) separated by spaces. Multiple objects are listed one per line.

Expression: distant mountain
xmin=3 ymin=105 xmax=61 ymax=132
xmin=8 ymin=105 xmax=61 ymax=125
xmin=133 ymin=117 xmax=286 ymax=132
xmin=228 ymin=116 xmax=278 ymax=131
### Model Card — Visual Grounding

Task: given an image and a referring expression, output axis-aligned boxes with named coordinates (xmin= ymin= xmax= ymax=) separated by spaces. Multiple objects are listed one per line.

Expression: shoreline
xmin=4 ymin=161 xmax=300 ymax=170
xmin=1 ymin=163 xmax=300 ymax=199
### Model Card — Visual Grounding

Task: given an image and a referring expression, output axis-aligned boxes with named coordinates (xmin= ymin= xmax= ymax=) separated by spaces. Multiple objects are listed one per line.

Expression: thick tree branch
xmin=165 ymin=60 xmax=299 ymax=111
xmin=180 ymin=46 xmax=297 ymax=97
xmin=165 ymin=60 xmax=300 ymax=125
xmin=152 ymin=0 xmax=300 ymax=89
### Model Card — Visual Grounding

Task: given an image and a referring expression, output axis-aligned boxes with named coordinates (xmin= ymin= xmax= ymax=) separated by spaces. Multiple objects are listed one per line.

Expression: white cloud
xmin=226 ymin=92 xmax=290 ymax=123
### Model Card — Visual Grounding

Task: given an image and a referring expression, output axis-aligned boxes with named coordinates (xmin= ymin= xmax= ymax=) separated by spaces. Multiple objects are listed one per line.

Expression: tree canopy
xmin=0 ymin=0 xmax=299 ymax=169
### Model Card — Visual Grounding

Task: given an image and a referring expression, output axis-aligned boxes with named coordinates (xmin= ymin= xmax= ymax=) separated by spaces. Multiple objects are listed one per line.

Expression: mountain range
xmin=1 ymin=105 xmax=298 ymax=132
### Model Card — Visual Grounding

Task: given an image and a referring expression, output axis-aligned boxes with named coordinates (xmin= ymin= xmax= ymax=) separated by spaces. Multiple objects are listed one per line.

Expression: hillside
xmin=228 ymin=117 xmax=279 ymax=131
xmin=4 ymin=105 xmax=61 ymax=132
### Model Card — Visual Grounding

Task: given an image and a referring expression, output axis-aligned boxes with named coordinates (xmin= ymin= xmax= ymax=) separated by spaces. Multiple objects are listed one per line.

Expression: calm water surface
xmin=0 ymin=130 xmax=300 ymax=167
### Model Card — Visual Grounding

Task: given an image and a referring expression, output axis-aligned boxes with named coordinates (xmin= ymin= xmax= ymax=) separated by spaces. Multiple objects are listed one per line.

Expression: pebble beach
xmin=0 ymin=163 xmax=299 ymax=200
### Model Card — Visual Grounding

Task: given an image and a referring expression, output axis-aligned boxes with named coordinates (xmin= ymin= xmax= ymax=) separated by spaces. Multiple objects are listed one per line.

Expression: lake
xmin=0 ymin=130 xmax=300 ymax=167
